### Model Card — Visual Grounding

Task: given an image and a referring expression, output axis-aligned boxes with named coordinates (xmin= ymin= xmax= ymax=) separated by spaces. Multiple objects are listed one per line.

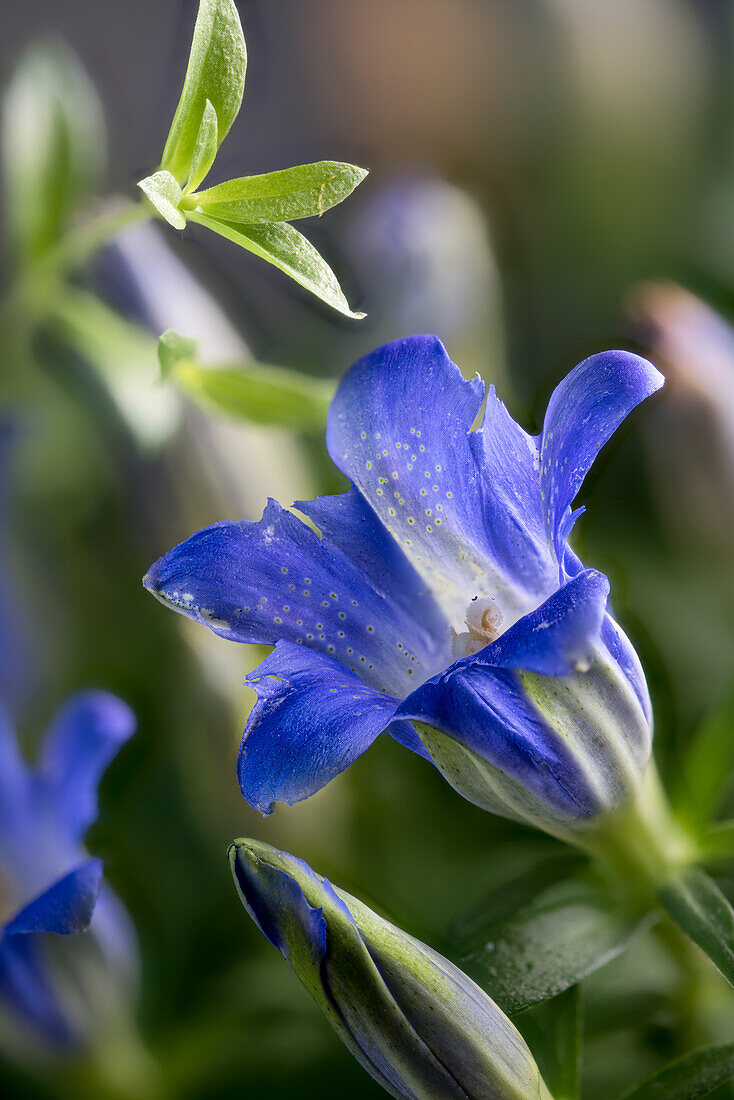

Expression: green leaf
xmin=137 ymin=170 xmax=186 ymax=229
xmin=2 ymin=40 xmax=106 ymax=264
xmin=187 ymin=212 xmax=365 ymax=318
xmin=189 ymin=161 xmax=369 ymax=222
xmin=185 ymin=99 xmax=218 ymax=193
xmin=700 ymin=820 xmax=734 ymax=863
xmin=674 ymin=692 xmax=734 ymax=828
xmin=160 ymin=0 xmax=246 ymax=183
xmin=461 ymin=876 xmax=647 ymax=1014
xmin=519 ymin=987 xmax=581 ymax=1100
xmin=450 ymin=852 xmax=585 ymax=952
xmin=158 ymin=329 xmax=198 ymax=378
xmin=619 ymin=1042 xmax=734 ymax=1100
xmin=170 ymin=359 xmax=334 ymax=431
xmin=660 ymin=868 xmax=734 ymax=986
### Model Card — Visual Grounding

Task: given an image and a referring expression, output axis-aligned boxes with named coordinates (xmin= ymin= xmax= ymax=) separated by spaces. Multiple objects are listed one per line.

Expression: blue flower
xmin=230 ymin=838 xmax=553 ymax=1100
xmin=145 ymin=335 xmax=663 ymax=835
xmin=0 ymin=421 xmax=32 ymax=716
xmin=346 ymin=174 xmax=500 ymax=346
xmin=0 ymin=691 xmax=136 ymax=1047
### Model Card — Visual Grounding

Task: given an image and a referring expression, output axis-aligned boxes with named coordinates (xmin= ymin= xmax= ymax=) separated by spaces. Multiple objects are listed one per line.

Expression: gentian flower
xmin=0 ymin=692 xmax=136 ymax=1047
xmin=230 ymin=838 xmax=553 ymax=1100
xmin=629 ymin=281 xmax=734 ymax=562
xmin=0 ymin=421 xmax=31 ymax=716
xmin=346 ymin=174 xmax=502 ymax=351
xmin=145 ymin=335 xmax=663 ymax=839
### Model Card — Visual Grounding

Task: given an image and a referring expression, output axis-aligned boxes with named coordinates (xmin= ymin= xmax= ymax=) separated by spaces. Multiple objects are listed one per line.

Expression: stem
xmin=655 ymin=917 xmax=708 ymax=1051
xmin=2 ymin=199 xmax=152 ymax=330
xmin=579 ymin=762 xmax=695 ymax=905
xmin=35 ymin=199 xmax=151 ymax=281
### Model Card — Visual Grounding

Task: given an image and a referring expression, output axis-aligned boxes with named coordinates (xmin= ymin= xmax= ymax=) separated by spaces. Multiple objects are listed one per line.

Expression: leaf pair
xmin=138 ymin=0 xmax=366 ymax=317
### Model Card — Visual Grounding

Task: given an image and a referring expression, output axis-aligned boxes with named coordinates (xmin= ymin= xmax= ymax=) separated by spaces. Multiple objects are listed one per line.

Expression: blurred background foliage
xmin=1 ymin=1 xmax=733 ymax=1097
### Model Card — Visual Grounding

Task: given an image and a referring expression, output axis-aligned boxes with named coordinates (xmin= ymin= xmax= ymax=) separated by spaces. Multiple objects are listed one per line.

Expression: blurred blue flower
xmin=145 ymin=336 xmax=663 ymax=835
xmin=230 ymin=838 xmax=552 ymax=1100
xmin=346 ymin=174 xmax=503 ymax=357
xmin=0 ymin=421 xmax=33 ymax=717
xmin=0 ymin=692 xmax=136 ymax=1047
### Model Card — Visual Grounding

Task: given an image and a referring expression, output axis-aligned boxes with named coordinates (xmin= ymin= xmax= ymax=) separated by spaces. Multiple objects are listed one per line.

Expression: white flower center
xmin=450 ymin=596 xmax=504 ymax=658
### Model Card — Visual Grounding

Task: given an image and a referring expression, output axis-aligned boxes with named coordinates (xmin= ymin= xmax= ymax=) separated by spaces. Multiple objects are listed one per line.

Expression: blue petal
xmin=540 ymin=350 xmax=664 ymax=570
xmin=396 ymin=574 xmax=615 ymax=819
xmin=398 ymin=665 xmax=598 ymax=819
xmin=40 ymin=691 xmax=135 ymax=842
xmin=230 ymin=844 xmax=327 ymax=967
xmin=469 ymin=386 xmax=557 ymax=596
xmin=239 ymin=641 xmax=403 ymax=814
xmin=0 ymin=705 xmax=31 ymax=845
xmin=296 ymin=484 xmax=446 ymax=640
xmin=144 ymin=499 xmax=446 ymax=697
xmin=88 ymin=883 xmax=139 ymax=978
xmin=0 ymin=933 xmax=75 ymax=1045
xmin=601 ymin=614 xmax=652 ymax=724
xmin=0 ymin=420 xmax=33 ymax=716
xmin=327 ymin=335 xmax=552 ymax=626
xmin=4 ymin=858 xmax=103 ymax=936
xmin=466 ymin=569 xmax=610 ymax=677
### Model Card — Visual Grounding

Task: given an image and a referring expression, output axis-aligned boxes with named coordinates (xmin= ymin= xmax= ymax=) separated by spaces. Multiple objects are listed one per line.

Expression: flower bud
xmin=230 ymin=839 xmax=552 ymax=1100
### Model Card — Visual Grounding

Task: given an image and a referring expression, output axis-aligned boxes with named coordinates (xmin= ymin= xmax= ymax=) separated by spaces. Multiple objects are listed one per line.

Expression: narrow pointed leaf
xmin=519 ymin=987 xmax=581 ymax=1100
xmin=700 ymin=820 xmax=734 ymax=862
xmin=185 ymin=99 xmax=218 ymax=193
xmin=137 ymin=170 xmax=186 ymax=229
xmin=190 ymin=161 xmax=368 ymax=222
xmin=187 ymin=212 xmax=365 ymax=318
xmin=461 ymin=876 xmax=647 ymax=1014
xmin=619 ymin=1042 xmax=734 ymax=1100
xmin=170 ymin=360 xmax=334 ymax=430
xmin=161 ymin=0 xmax=246 ymax=183
xmin=450 ymin=852 xmax=585 ymax=951
xmin=674 ymin=691 xmax=734 ymax=828
xmin=660 ymin=868 xmax=734 ymax=986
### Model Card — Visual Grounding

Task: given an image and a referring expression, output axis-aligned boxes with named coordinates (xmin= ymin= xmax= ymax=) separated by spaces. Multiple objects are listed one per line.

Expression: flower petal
xmin=0 ymin=705 xmax=31 ymax=844
xmin=471 ymin=386 xmax=557 ymax=593
xmin=601 ymin=614 xmax=652 ymax=725
xmin=40 ymin=692 xmax=135 ymax=842
xmin=468 ymin=569 xmax=610 ymax=677
xmin=296 ymin=484 xmax=447 ymax=640
xmin=328 ymin=335 xmax=543 ymax=626
xmin=540 ymin=350 xmax=664 ymax=570
xmin=396 ymin=573 xmax=649 ymax=825
xmin=144 ymin=499 xmax=445 ymax=696
xmin=4 ymin=858 xmax=103 ymax=936
xmin=230 ymin=844 xmax=327 ymax=966
xmin=396 ymin=574 xmax=617 ymax=821
xmin=398 ymin=661 xmax=599 ymax=821
xmin=0 ymin=934 xmax=74 ymax=1044
xmin=238 ymin=642 xmax=402 ymax=814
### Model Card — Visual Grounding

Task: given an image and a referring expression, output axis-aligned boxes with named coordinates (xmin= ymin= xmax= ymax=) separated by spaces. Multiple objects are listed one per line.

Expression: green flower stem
xmin=580 ymin=762 xmax=695 ymax=904
xmin=2 ymin=199 xmax=152 ymax=333
xmin=655 ymin=917 xmax=710 ymax=1051
xmin=35 ymin=199 xmax=151 ymax=282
